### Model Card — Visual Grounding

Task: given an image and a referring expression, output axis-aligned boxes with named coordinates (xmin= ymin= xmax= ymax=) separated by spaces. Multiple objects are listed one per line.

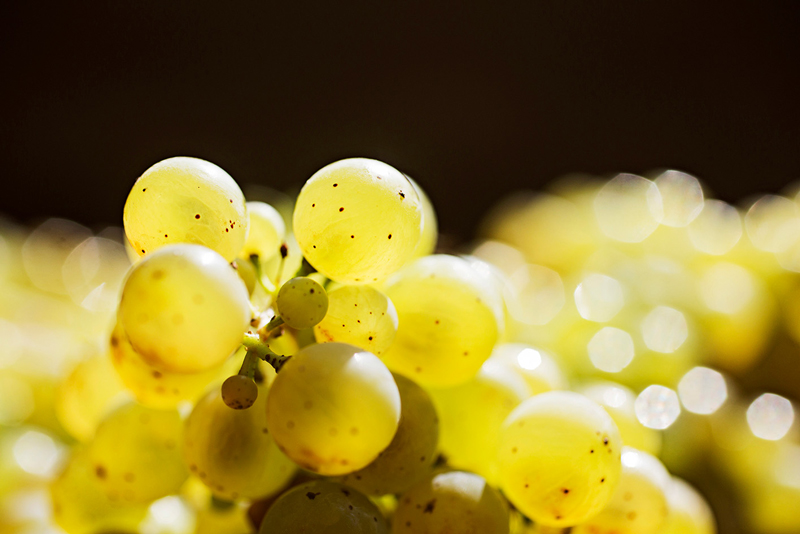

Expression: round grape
xmin=241 ymin=201 xmax=286 ymax=261
xmin=276 ymin=276 xmax=329 ymax=329
xmin=221 ymin=375 xmax=258 ymax=410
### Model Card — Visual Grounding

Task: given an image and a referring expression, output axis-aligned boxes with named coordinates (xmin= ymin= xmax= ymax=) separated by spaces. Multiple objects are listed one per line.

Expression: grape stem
xmin=242 ymin=332 xmax=291 ymax=372
xmin=264 ymin=315 xmax=284 ymax=331
xmin=238 ymin=351 xmax=260 ymax=379
xmin=249 ymin=254 xmax=277 ymax=296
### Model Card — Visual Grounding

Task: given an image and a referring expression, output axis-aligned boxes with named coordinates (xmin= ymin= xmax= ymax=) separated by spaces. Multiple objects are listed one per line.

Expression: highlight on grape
xmin=1 ymin=157 xmax=799 ymax=534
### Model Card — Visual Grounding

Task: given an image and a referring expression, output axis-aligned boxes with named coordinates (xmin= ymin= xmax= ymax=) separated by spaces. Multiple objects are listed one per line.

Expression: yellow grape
xmin=314 ymin=284 xmax=399 ymax=356
xmin=660 ymin=477 xmax=716 ymax=534
xmin=407 ymin=176 xmax=438 ymax=258
xmin=489 ymin=343 xmax=567 ymax=395
xmin=497 ymin=391 xmax=622 ymax=527
xmin=123 ymin=156 xmax=248 ymax=262
xmin=266 ymin=342 xmax=401 ymax=475
xmin=259 ymin=479 xmax=389 ymax=534
xmin=293 ymin=158 xmax=423 ymax=284
xmin=381 ymin=255 xmax=503 ymax=387
xmin=55 ymin=354 xmax=129 ymax=442
xmin=276 ymin=276 xmax=329 ymax=329
xmin=430 ymin=359 xmax=530 ymax=484
xmin=118 ymin=244 xmax=250 ymax=373
xmin=241 ymin=201 xmax=286 ymax=261
xmin=572 ymin=447 xmax=670 ymax=534
xmin=87 ymin=403 xmax=187 ymax=503
xmin=339 ymin=373 xmax=439 ymax=495
xmin=183 ymin=386 xmax=295 ymax=501
xmin=392 ymin=471 xmax=509 ymax=534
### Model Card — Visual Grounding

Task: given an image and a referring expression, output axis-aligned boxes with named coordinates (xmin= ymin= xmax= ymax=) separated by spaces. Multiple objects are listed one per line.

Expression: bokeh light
xmin=687 ymin=199 xmax=742 ymax=255
xmin=574 ymin=273 xmax=624 ymax=322
xmin=635 ymin=385 xmax=681 ymax=430
xmin=747 ymin=393 xmax=795 ymax=441
xmin=594 ymin=173 xmax=664 ymax=242
xmin=654 ymin=170 xmax=704 ymax=227
xmin=744 ymin=194 xmax=800 ymax=253
xmin=588 ymin=326 xmax=635 ymax=373
xmin=677 ymin=367 xmax=727 ymax=415
xmin=640 ymin=306 xmax=688 ymax=354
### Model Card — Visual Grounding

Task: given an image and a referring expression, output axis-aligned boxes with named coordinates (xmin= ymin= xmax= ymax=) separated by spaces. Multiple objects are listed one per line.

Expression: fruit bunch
xmin=0 ymin=158 xmax=798 ymax=534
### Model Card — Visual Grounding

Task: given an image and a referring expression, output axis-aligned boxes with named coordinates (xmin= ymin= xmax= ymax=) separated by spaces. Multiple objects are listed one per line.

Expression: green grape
xmin=489 ymin=343 xmax=567 ymax=395
xmin=381 ymin=255 xmax=503 ymax=387
xmin=110 ymin=322 xmax=238 ymax=409
xmin=497 ymin=391 xmax=622 ymax=527
xmin=407 ymin=176 xmax=438 ymax=258
xmin=572 ymin=448 xmax=670 ymax=534
xmin=266 ymin=342 xmax=401 ymax=475
xmin=660 ymin=477 xmax=716 ymax=534
xmin=123 ymin=156 xmax=248 ymax=262
xmin=258 ymin=480 xmax=389 ymax=534
xmin=55 ymin=354 xmax=129 ymax=442
xmin=293 ymin=158 xmax=423 ymax=284
xmin=221 ymin=375 xmax=258 ymax=410
xmin=339 ymin=373 xmax=439 ymax=495
xmin=235 ymin=256 xmax=257 ymax=295
xmin=314 ymin=284 xmax=398 ymax=356
xmin=183 ymin=386 xmax=295 ymax=501
xmin=578 ymin=382 xmax=662 ymax=456
xmin=242 ymin=201 xmax=286 ymax=261
xmin=392 ymin=471 xmax=509 ymax=534
xmin=430 ymin=359 xmax=530 ymax=485
xmin=87 ymin=403 xmax=187 ymax=503
xmin=118 ymin=244 xmax=250 ymax=374
xmin=276 ymin=277 xmax=329 ymax=329
xmin=51 ymin=449 xmax=148 ymax=534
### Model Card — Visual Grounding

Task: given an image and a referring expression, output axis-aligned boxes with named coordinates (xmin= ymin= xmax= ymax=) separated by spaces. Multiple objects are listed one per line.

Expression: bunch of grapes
xmin=1 ymin=156 xmax=799 ymax=534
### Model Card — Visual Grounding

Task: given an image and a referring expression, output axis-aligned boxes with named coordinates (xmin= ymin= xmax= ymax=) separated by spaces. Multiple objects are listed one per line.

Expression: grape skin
xmin=123 ymin=156 xmax=248 ymax=262
xmin=118 ymin=244 xmax=250 ymax=374
xmin=276 ymin=276 xmax=329 ymax=329
xmin=660 ymin=477 xmax=716 ymax=534
xmin=258 ymin=480 xmax=389 ymax=534
xmin=221 ymin=375 xmax=259 ymax=410
xmin=293 ymin=158 xmax=423 ymax=284
xmin=265 ymin=342 xmax=401 ymax=475
xmin=242 ymin=201 xmax=286 ymax=261
xmin=407 ymin=176 xmax=438 ymax=258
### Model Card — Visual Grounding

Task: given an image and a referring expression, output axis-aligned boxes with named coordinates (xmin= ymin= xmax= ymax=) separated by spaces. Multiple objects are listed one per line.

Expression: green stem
xmin=265 ymin=315 xmax=284 ymax=331
xmin=242 ymin=332 xmax=291 ymax=372
xmin=238 ymin=351 xmax=260 ymax=379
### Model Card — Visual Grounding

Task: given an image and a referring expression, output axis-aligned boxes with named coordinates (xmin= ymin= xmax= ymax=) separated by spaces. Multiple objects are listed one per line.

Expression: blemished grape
xmin=572 ymin=447 xmax=670 ymax=534
xmin=293 ymin=158 xmax=423 ymax=284
xmin=381 ymin=254 xmax=503 ymax=387
xmin=118 ymin=244 xmax=250 ymax=373
xmin=314 ymin=284 xmax=398 ymax=356
xmin=242 ymin=201 xmax=286 ymax=261
xmin=221 ymin=375 xmax=258 ymax=410
xmin=430 ymin=359 xmax=530 ymax=485
xmin=87 ymin=403 xmax=187 ymax=503
xmin=266 ymin=342 xmax=401 ymax=475
xmin=258 ymin=480 xmax=389 ymax=534
xmin=339 ymin=373 xmax=439 ymax=495
xmin=660 ymin=477 xmax=716 ymax=534
xmin=123 ymin=156 xmax=248 ymax=262
xmin=392 ymin=471 xmax=510 ymax=534
xmin=276 ymin=276 xmax=329 ymax=329
xmin=497 ymin=391 xmax=622 ymax=527
xmin=183 ymin=386 xmax=296 ymax=501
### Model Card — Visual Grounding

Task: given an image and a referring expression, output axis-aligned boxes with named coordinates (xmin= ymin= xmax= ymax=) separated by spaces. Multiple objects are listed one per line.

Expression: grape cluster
xmin=4 ymin=157 xmax=800 ymax=534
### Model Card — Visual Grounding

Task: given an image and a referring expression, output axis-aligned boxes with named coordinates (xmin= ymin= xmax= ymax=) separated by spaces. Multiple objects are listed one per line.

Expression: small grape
xmin=221 ymin=375 xmax=258 ymax=410
xmin=276 ymin=276 xmax=329 ymax=329
xmin=242 ymin=201 xmax=286 ymax=261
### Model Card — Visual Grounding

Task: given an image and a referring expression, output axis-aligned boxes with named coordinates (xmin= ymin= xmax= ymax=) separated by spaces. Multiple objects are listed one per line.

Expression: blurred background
xmin=1 ymin=2 xmax=799 ymax=533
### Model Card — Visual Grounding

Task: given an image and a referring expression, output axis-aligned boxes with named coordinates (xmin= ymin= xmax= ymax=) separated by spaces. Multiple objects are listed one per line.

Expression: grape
xmin=118 ymin=244 xmax=250 ymax=373
xmin=293 ymin=158 xmax=423 ymax=284
xmin=660 ymin=477 xmax=716 ymax=534
xmin=242 ymin=201 xmax=286 ymax=261
xmin=110 ymin=322 xmax=238 ymax=409
xmin=314 ymin=284 xmax=398 ymax=356
xmin=572 ymin=447 xmax=670 ymax=534
xmin=258 ymin=480 xmax=389 ymax=534
xmin=339 ymin=373 xmax=439 ymax=495
xmin=86 ymin=403 xmax=187 ymax=503
xmin=183 ymin=386 xmax=295 ymax=501
xmin=497 ymin=391 xmax=622 ymax=527
xmin=429 ymin=359 xmax=530 ymax=484
xmin=392 ymin=471 xmax=509 ymax=534
xmin=221 ymin=375 xmax=258 ymax=410
xmin=265 ymin=342 xmax=401 ymax=475
xmin=489 ymin=343 xmax=567 ymax=395
xmin=276 ymin=276 xmax=329 ymax=329
xmin=123 ymin=156 xmax=248 ymax=262
xmin=51 ymin=449 xmax=148 ymax=534
xmin=381 ymin=255 xmax=503 ymax=387
xmin=407 ymin=176 xmax=438 ymax=258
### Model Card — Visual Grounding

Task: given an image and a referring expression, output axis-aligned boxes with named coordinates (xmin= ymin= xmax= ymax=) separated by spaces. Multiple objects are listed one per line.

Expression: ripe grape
xmin=497 ymin=391 xmax=622 ymax=527
xmin=221 ymin=374 xmax=259 ymax=409
xmin=392 ymin=471 xmax=509 ymax=534
xmin=266 ymin=342 xmax=401 ymax=475
xmin=118 ymin=244 xmax=250 ymax=373
xmin=123 ymin=156 xmax=248 ymax=261
xmin=276 ymin=276 xmax=329 ymax=329
xmin=660 ymin=477 xmax=716 ymax=534
xmin=183 ymin=386 xmax=296 ymax=501
xmin=241 ymin=201 xmax=286 ymax=261
xmin=87 ymin=403 xmax=187 ymax=503
xmin=258 ymin=480 xmax=389 ymax=534
xmin=407 ymin=175 xmax=438 ymax=258
xmin=339 ymin=373 xmax=439 ymax=495
xmin=430 ymin=359 xmax=530 ymax=484
xmin=381 ymin=254 xmax=503 ymax=387
xmin=314 ymin=284 xmax=398 ymax=356
xmin=293 ymin=158 xmax=423 ymax=284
